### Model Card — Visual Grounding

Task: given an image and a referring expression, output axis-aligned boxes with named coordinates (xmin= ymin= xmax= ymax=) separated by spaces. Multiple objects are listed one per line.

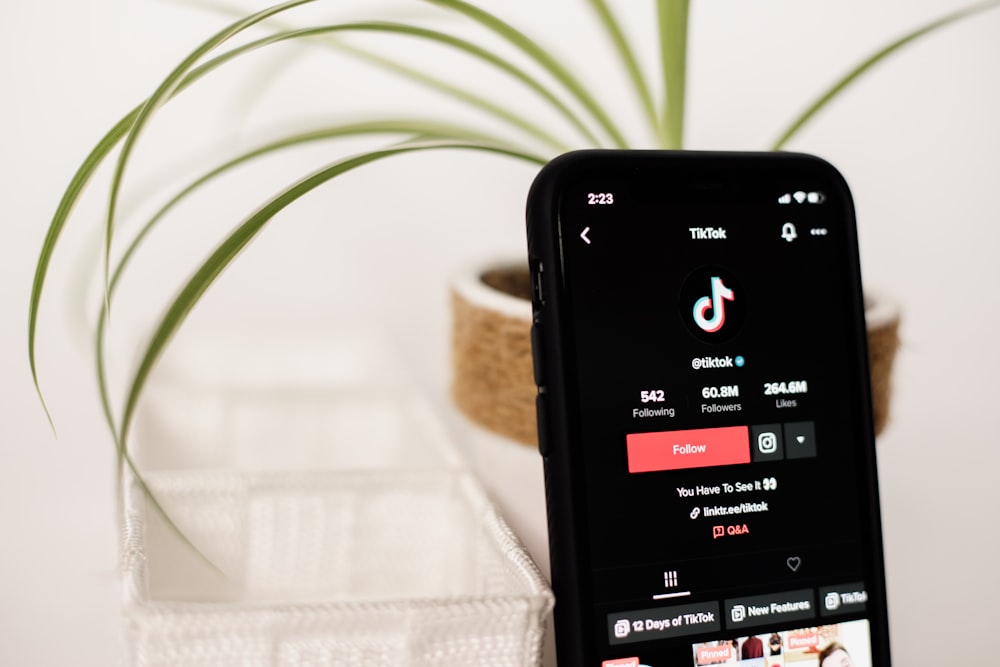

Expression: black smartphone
xmin=526 ymin=151 xmax=891 ymax=667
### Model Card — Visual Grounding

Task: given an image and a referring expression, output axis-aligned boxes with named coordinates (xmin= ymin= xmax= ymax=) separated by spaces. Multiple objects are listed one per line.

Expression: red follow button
xmin=627 ymin=426 xmax=750 ymax=473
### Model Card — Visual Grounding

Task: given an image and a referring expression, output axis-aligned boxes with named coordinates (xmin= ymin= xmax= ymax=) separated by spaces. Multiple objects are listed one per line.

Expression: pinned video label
xmin=696 ymin=643 xmax=736 ymax=664
xmin=602 ymin=659 xmax=641 ymax=667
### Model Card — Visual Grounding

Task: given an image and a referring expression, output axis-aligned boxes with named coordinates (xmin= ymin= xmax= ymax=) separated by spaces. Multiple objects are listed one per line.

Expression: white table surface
xmin=2 ymin=1 xmax=998 ymax=664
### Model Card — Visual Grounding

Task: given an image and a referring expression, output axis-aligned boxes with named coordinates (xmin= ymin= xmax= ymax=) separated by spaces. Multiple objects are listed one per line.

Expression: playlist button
xmin=819 ymin=583 xmax=869 ymax=617
xmin=724 ymin=589 xmax=816 ymax=630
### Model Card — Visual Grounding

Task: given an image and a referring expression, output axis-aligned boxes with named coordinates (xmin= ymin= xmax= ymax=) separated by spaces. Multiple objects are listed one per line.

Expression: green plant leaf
xmin=104 ymin=0 xmax=317 ymax=307
xmin=194 ymin=20 xmax=580 ymax=152
xmin=96 ymin=118 xmax=541 ymax=434
xmin=587 ymin=0 xmax=664 ymax=147
xmin=31 ymin=22 xmax=556 ymax=421
xmin=115 ymin=140 xmax=544 ymax=461
xmin=773 ymin=0 xmax=1000 ymax=150
xmin=424 ymin=0 xmax=629 ymax=148
xmin=105 ymin=11 xmax=593 ymax=282
xmin=100 ymin=137 xmax=542 ymax=572
xmin=31 ymin=4 xmax=327 ymax=428
xmin=657 ymin=0 xmax=689 ymax=149
xmin=339 ymin=22 xmax=601 ymax=148
xmin=122 ymin=444 xmax=226 ymax=573
xmin=29 ymin=109 xmax=142 ymax=433
xmin=319 ymin=30 xmax=570 ymax=153
xmin=37 ymin=9 xmax=592 ymax=418
xmin=182 ymin=1 xmax=604 ymax=149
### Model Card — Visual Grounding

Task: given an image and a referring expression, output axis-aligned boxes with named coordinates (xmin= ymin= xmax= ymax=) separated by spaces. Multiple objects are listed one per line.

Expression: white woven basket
xmin=121 ymin=468 xmax=553 ymax=666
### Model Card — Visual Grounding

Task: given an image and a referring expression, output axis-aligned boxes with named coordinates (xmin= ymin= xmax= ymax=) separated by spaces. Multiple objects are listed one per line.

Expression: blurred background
xmin=1 ymin=0 xmax=998 ymax=663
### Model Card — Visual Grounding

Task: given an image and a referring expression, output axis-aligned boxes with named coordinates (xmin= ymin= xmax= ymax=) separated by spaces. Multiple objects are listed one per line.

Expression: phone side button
xmin=529 ymin=256 xmax=544 ymax=307
xmin=530 ymin=323 xmax=545 ymax=387
xmin=535 ymin=392 xmax=550 ymax=458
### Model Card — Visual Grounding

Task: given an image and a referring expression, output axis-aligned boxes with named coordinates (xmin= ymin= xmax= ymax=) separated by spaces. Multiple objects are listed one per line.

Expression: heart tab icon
xmin=786 ymin=556 xmax=802 ymax=572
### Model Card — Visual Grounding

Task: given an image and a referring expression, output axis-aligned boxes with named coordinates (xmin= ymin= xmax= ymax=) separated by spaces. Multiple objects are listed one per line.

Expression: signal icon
xmin=781 ymin=191 xmax=826 ymax=205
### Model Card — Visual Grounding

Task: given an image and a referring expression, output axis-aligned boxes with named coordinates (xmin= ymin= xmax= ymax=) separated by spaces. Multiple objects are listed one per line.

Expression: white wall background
xmin=1 ymin=0 xmax=998 ymax=664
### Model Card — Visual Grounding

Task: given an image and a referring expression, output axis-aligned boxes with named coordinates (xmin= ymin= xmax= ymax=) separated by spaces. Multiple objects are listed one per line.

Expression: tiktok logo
xmin=693 ymin=277 xmax=735 ymax=333
xmin=680 ymin=267 xmax=745 ymax=343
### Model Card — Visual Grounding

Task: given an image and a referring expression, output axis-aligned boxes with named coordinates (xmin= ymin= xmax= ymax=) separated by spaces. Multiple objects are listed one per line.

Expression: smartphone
xmin=525 ymin=151 xmax=891 ymax=666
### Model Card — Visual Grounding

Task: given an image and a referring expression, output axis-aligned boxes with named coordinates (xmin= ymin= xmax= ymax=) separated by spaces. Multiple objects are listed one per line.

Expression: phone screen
xmin=529 ymin=153 xmax=890 ymax=666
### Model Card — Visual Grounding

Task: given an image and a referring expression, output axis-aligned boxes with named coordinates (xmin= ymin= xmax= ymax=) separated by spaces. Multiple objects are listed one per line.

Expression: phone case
xmin=525 ymin=150 xmax=891 ymax=666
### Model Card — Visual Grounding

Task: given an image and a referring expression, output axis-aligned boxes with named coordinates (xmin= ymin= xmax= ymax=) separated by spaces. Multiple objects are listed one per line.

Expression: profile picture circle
xmin=679 ymin=266 xmax=746 ymax=343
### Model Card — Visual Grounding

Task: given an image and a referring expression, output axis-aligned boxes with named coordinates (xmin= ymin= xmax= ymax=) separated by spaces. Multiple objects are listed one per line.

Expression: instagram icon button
xmin=750 ymin=424 xmax=784 ymax=462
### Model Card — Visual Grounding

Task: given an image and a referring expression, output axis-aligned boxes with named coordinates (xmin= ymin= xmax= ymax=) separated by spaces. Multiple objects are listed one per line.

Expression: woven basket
xmin=121 ymin=469 xmax=553 ymax=666
xmin=452 ymin=261 xmax=900 ymax=445
xmin=123 ymin=326 xmax=554 ymax=666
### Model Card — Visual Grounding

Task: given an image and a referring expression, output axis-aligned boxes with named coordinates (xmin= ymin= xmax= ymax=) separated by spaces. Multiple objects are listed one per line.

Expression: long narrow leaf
xmin=424 ymin=0 xmax=630 ymax=148
xmin=190 ymin=1 xmax=605 ymax=148
xmin=97 ymin=118 xmax=541 ymax=435
xmin=773 ymin=0 xmax=1000 ymax=150
xmin=97 ymin=127 xmax=539 ymax=573
xmin=347 ymin=22 xmax=601 ymax=148
xmin=116 ymin=140 xmax=544 ymax=456
xmin=587 ymin=0 xmax=664 ymax=147
xmin=31 ymin=22 xmax=561 ymax=418
xmin=29 ymin=109 xmax=141 ymax=432
xmin=104 ymin=0 xmax=316 ymax=302
xmin=97 ymin=304 xmax=220 ymax=574
xmin=323 ymin=29 xmax=570 ymax=152
xmin=124 ymin=437 xmax=226 ymax=573
xmin=657 ymin=0 xmax=690 ymax=149
xmin=31 ymin=9 xmax=316 ymax=424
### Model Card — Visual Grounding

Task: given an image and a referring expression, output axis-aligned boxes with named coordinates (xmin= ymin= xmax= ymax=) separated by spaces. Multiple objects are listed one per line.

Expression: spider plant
xmin=27 ymin=0 xmax=999 ymax=564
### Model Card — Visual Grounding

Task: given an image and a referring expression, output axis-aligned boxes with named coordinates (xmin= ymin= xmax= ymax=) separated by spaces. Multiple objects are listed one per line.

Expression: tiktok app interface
xmin=558 ymin=164 xmax=886 ymax=666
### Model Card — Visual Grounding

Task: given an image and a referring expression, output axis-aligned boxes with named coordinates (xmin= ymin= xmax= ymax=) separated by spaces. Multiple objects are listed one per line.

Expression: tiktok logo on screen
xmin=680 ymin=267 xmax=746 ymax=343
xmin=693 ymin=277 xmax=734 ymax=333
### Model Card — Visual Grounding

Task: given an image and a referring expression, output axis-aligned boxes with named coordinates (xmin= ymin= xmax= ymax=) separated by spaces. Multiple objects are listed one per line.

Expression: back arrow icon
xmin=580 ymin=227 xmax=591 ymax=244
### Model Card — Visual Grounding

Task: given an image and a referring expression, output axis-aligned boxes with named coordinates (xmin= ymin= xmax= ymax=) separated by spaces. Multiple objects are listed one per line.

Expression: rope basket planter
xmin=452 ymin=261 xmax=900 ymax=445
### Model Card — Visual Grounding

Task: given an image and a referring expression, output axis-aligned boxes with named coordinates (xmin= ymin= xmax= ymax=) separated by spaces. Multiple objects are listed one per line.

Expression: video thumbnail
xmin=691 ymin=618 xmax=871 ymax=667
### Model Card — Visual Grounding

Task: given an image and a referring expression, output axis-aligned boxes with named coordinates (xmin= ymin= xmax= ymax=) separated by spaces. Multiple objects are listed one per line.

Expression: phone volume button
xmin=530 ymin=323 xmax=544 ymax=387
xmin=535 ymin=392 xmax=550 ymax=458
xmin=529 ymin=256 xmax=544 ymax=308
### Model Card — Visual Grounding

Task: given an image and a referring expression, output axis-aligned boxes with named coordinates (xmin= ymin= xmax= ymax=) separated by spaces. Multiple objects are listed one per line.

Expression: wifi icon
xmin=793 ymin=191 xmax=808 ymax=204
